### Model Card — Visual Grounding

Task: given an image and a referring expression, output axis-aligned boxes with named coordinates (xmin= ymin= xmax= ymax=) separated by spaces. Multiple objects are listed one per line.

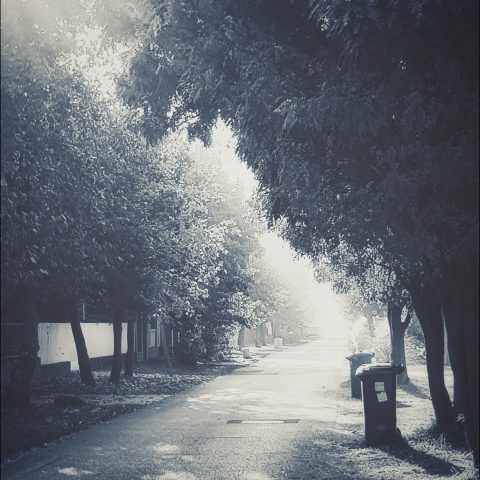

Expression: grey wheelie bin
xmin=355 ymin=362 xmax=405 ymax=445
xmin=345 ymin=351 xmax=374 ymax=398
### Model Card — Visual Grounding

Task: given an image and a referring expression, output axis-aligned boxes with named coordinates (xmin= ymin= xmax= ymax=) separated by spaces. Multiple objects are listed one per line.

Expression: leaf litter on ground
xmin=1 ymin=351 xmax=265 ymax=463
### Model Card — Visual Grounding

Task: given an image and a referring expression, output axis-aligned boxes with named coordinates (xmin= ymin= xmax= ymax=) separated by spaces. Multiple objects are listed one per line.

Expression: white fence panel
xmin=38 ymin=323 xmax=128 ymax=371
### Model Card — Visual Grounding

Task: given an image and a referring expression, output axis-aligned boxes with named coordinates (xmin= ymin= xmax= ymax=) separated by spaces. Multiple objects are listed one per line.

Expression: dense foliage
xmin=124 ymin=0 xmax=478 ymax=462
xmin=1 ymin=1 xmax=311 ymax=403
xmin=2 ymin=0 xmax=477 ymax=464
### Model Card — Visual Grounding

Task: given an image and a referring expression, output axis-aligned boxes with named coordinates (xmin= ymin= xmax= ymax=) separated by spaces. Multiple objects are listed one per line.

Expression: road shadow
xmin=398 ymin=381 xmax=430 ymax=400
xmin=411 ymin=422 xmax=470 ymax=450
xmin=377 ymin=439 xmax=464 ymax=476
xmin=279 ymin=420 xmax=467 ymax=480
xmin=280 ymin=425 xmax=371 ymax=480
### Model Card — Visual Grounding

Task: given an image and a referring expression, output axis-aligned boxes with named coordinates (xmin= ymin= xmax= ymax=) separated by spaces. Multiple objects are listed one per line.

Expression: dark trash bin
xmin=356 ymin=362 xmax=405 ymax=446
xmin=345 ymin=351 xmax=374 ymax=398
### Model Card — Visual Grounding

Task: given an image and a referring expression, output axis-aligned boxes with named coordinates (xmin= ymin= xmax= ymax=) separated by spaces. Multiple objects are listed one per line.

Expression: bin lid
xmin=345 ymin=351 xmax=375 ymax=361
xmin=355 ymin=362 xmax=405 ymax=378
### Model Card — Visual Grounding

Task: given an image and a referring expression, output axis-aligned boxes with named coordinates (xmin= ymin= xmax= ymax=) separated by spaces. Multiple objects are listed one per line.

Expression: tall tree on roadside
xmin=0 ymin=39 xmax=106 ymax=398
xmin=317 ymin=248 xmax=413 ymax=385
xmin=124 ymin=0 xmax=478 ymax=461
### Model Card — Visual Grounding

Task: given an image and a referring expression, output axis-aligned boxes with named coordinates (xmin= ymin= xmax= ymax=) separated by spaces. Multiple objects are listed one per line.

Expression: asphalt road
xmin=2 ymin=336 xmax=371 ymax=480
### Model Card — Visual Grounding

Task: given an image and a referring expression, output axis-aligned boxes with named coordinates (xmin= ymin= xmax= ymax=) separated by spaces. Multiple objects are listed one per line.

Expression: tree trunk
xmin=143 ymin=318 xmax=149 ymax=363
xmin=408 ymin=278 xmax=456 ymax=430
xmin=254 ymin=324 xmax=263 ymax=347
xmin=387 ymin=302 xmax=410 ymax=385
xmin=238 ymin=325 xmax=246 ymax=350
xmin=124 ymin=316 xmax=135 ymax=377
xmin=256 ymin=323 xmax=268 ymax=346
xmin=203 ymin=323 xmax=215 ymax=360
xmin=439 ymin=289 xmax=464 ymax=413
xmin=159 ymin=318 xmax=172 ymax=367
xmin=177 ymin=323 xmax=197 ymax=365
xmin=272 ymin=317 xmax=281 ymax=338
xmin=440 ymin=259 xmax=479 ymax=466
xmin=367 ymin=314 xmax=375 ymax=338
xmin=69 ymin=300 xmax=95 ymax=386
xmin=5 ymin=286 xmax=40 ymax=408
xmin=261 ymin=323 xmax=268 ymax=345
xmin=460 ymin=265 xmax=479 ymax=468
xmin=109 ymin=310 xmax=123 ymax=384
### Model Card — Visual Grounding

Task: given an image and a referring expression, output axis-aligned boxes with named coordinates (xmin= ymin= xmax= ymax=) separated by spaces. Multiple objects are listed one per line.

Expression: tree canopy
xmin=123 ymin=0 xmax=478 ymax=461
xmin=124 ymin=0 xmax=478 ymax=280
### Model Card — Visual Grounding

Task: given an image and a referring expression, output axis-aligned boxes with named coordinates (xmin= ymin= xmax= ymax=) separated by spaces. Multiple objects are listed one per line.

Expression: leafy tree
xmin=1 ymin=41 xmax=108 ymax=397
xmin=1 ymin=0 xmax=182 ymax=388
xmin=161 ymin=137 xmax=268 ymax=363
xmin=125 ymin=0 xmax=478 ymax=461
xmin=2 ymin=0 xmax=318 ymax=402
xmin=0 ymin=0 xmax=146 ymax=393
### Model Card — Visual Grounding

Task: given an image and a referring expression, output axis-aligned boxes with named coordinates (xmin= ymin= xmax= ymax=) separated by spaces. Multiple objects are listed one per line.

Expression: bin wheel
xmin=394 ymin=428 xmax=402 ymax=441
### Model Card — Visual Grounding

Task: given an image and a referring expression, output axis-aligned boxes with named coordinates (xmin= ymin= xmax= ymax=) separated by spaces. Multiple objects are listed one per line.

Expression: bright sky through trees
xmin=10 ymin=0 xmax=345 ymax=346
xmin=211 ymin=122 xmax=349 ymax=342
xmin=260 ymin=232 xmax=350 ymax=340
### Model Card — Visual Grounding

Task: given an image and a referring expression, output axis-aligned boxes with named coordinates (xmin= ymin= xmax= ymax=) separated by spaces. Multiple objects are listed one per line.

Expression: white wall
xmin=38 ymin=323 xmax=128 ymax=371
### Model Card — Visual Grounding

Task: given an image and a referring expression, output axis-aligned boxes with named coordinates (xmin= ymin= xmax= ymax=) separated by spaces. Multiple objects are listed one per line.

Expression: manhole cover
xmin=227 ymin=419 xmax=300 ymax=424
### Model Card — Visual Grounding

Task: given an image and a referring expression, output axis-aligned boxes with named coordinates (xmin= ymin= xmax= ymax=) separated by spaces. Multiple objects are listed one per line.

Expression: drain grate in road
xmin=227 ymin=419 xmax=301 ymax=424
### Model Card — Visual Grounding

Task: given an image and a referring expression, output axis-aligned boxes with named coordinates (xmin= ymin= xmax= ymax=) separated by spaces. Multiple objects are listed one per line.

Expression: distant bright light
xmin=211 ymin=121 xmax=258 ymax=199
xmin=209 ymin=121 xmax=350 ymax=349
xmin=260 ymin=232 xmax=349 ymax=341
xmin=65 ymin=25 xmax=132 ymax=103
